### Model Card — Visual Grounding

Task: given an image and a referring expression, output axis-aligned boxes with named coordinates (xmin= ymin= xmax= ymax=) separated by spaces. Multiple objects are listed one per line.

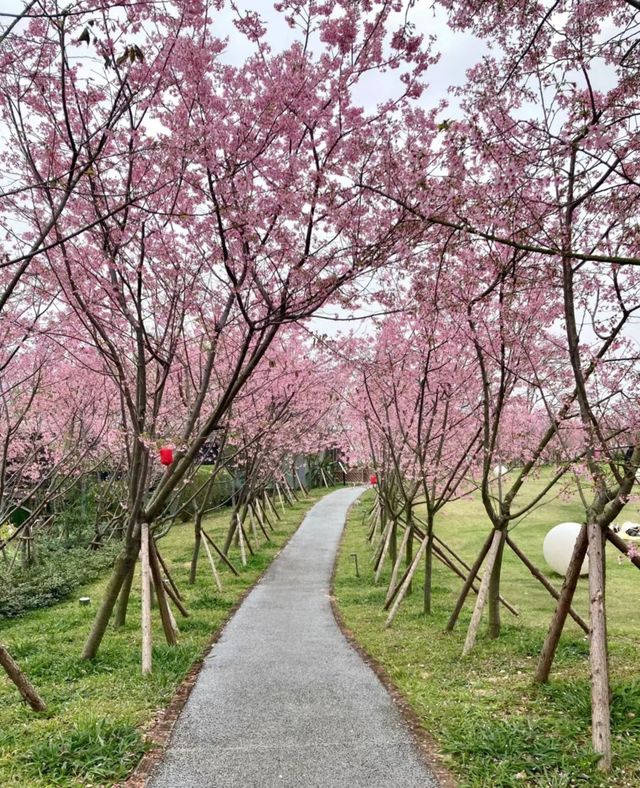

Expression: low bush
xmin=0 ymin=542 xmax=119 ymax=618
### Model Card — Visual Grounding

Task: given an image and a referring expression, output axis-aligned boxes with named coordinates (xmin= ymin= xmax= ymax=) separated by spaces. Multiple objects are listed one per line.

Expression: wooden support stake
xmin=506 ymin=535 xmax=588 ymax=633
xmin=250 ymin=501 xmax=271 ymax=542
xmin=248 ymin=506 xmax=259 ymax=549
xmin=588 ymin=521 xmax=612 ymax=770
xmin=385 ymin=533 xmax=429 ymax=627
xmin=535 ymin=524 xmax=588 ymax=683
xmin=275 ymin=483 xmax=286 ymax=513
xmin=447 ymin=530 xmax=494 ymax=632
xmin=374 ymin=520 xmax=393 ymax=583
xmin=154 ymin=542 xmax=183 ymax=601
xmin=202 ymin=529 xmax=240 ymax=576
xmin=265 ymin=491 xmax=281 ymax=521
xmin=0 ymin=644 xmax=47 ymax=712
xmin=238 ymin=514 xmax=247 ymax=566
xmin=202 ymin=535 xmax=223 ymax=591
xmin=163 ymin=577 xmax=190 ymax=617
xmin=149 ymin=539 xmax=178 ymax=645
xmin=141 ymin=523 xmax=152 ymax=674
xmin=462 ymin=529 xmax=503 ymax=656
xmin=385 ymin=523 xmax=411 ymax=606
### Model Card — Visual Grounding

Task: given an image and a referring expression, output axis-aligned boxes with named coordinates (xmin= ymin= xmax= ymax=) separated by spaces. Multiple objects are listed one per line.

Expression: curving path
xmin=148 ymin=487 xmax=441 ymax=788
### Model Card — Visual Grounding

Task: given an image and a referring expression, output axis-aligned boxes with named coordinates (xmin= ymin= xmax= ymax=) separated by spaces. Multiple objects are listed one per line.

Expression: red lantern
xmin=159 ymin=447 xmax=173 ymax=466
xmin=370 ymin=473 xmax=378 ymax=486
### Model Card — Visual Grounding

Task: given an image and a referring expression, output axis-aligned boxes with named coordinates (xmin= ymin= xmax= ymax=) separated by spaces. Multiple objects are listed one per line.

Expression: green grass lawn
xmin=334 ymin=474 xmax=640 ymax=788
xmin=0 ymin=487 xmax=333 ymax=788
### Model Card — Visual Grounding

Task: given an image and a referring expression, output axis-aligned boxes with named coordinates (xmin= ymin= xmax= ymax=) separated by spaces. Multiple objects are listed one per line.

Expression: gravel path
xmin=148 ymin=487 xmax=441 ymax=788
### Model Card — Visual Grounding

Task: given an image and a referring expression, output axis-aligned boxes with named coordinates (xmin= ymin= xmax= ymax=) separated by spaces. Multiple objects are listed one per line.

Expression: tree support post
xmin=0 ymin=645 xmax=47 ymax=712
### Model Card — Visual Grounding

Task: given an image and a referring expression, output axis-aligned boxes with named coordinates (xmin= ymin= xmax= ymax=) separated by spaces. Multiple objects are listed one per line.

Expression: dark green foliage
xmin=173 ymin=467 xmax=235 ymax=521
xmin=0 ymin=542 xmax=119 ymax=618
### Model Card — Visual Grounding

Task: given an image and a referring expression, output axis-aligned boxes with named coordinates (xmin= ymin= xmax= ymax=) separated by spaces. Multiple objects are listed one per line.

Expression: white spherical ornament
xmin=493 ymin=465 xmax=508 ymax=477
xmin=543 ymin=522 xmax=589 ymax=577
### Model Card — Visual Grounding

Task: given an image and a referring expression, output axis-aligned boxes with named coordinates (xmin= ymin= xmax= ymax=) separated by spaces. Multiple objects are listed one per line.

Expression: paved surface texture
xmin=148 ymin=487 xmax=441 ymax=788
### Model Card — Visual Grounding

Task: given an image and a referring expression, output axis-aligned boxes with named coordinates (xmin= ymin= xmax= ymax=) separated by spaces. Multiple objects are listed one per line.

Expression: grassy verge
xmin=0 ymin=487 xmax=335 ymax=788
xmin=333 ymin=478 xmax=640 ymax=788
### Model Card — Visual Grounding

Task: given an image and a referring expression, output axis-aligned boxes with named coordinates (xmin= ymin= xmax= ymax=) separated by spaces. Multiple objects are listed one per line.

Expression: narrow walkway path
xmin=148 ymin=487 xmax=441 ymax=788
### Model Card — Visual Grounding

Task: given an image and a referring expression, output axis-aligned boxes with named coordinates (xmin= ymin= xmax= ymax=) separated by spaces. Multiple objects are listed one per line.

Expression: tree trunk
xmin=190 ymin=514 xmax=202 ymax=585
xmin=423 ymin=512 xmax=434 ymax=615
xmin=405 ymin=505 xmax=414 ymax=595
xmin=0 ymin=645 xmax=47 ymax=712
xmin=588 ymin=519 xmax=612 ymax=771
xmin=223 ymin=509 xmax=239 ymax=555
xmin=535 ymin=524 xmax=587 ymax=683
xmin=389 ymin=516 xmax=397 ymax=568
xmin=114 ymin=563 xmax=135 ymax=628
xmin=487 ymin=528 xmax=507 ymax=639
xmin=82 ymin=543 xmax=139 ymax=660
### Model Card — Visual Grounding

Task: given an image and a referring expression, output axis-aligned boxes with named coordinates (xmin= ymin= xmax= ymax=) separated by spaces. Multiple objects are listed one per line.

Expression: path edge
xmin=329 ymin=496 xmax=458 ymax=788
xmin=119 ymin=491 xmax=326 ymax=788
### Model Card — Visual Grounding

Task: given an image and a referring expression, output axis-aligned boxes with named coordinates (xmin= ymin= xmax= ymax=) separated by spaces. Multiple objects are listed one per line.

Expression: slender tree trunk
xmin=588 ymin=520 xmax=612 ymax=771
xmin=114 ymin=563 xmax=135 ymax=628
xmin=535 ymin=524 xmax=588 ymax=683
xmin=223 ymin=509 xmax=238 ymax=555
xmin=389 ymin=516 xmax=397 ymax=568
xmin=488 ymin=527 xmax=507 ymax=639
xmin=405 ymin=504 xmax=414 ymax=595
xmin=424 ymin=511 xmax=434 ymax=615
xmin=82 ymin=542 xmax=139 ymax=659
xmin=190 ymin=514 xmax=202 ymax=585
xmin=0 ymin=645 xmax=47 ymax=711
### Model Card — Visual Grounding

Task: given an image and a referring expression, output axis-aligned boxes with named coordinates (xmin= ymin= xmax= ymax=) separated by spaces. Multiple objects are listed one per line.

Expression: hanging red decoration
xmin=370 ymin=473 xmax=378 ymax=486
xmin=159 ymin=447 xmax=174 ymax=466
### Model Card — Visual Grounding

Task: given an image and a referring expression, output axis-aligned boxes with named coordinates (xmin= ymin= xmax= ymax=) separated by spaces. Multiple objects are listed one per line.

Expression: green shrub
xmin=174 ymin=467 xmax=235 ymax=520
xmin=0 ymin=542 xmax=119 ymax=618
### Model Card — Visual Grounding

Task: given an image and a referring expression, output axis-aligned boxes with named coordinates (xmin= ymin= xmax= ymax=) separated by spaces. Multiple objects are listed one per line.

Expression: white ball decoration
xmin=493 ymin=464 xmax=508 ymax=477
xmin=543 ymin=522 xmax=589 ymax=577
